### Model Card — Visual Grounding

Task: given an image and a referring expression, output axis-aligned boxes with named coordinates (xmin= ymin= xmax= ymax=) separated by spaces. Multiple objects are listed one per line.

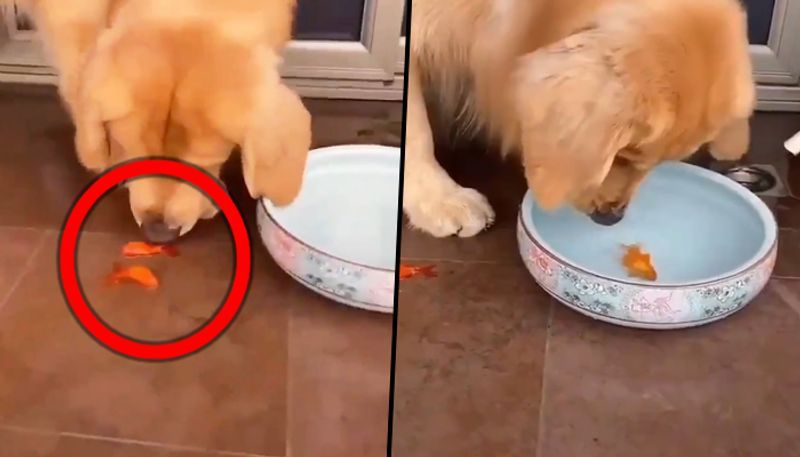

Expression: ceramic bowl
xmin=518 ymin=162 xmax=778 ymax=329
xmin=257 ymin=144 xmax=399 ymax=313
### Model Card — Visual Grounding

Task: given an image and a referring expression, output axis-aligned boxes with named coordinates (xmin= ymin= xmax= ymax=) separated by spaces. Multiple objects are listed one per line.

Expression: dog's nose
xmin=590 ymin=209 xmax=625 ymax=226
xmin=141 ymin=217 xmax=181 ymax=244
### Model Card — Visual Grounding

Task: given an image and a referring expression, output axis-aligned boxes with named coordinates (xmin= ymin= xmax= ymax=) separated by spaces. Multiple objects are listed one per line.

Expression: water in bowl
xmin=266 ymin=147 xmax=400 ymax=270
xmin=526 ymin=163 xmax=770 ymax=285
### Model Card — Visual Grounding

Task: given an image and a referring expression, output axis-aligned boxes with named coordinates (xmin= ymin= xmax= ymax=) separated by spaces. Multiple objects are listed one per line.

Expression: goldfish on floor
xmin=106 ymin=263 xmax=160 ymax=289
xmin=399 ymin=264 xmax=438 ymax=280
xmin=122 ymin=241 xmax=179 ymax=258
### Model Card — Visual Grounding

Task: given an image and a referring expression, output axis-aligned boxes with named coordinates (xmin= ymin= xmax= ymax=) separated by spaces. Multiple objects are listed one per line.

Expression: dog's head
xmin=73 ymin=26 xmax=311 ymax=242
xmin=514 ymin=0 xmax=754 ymax=225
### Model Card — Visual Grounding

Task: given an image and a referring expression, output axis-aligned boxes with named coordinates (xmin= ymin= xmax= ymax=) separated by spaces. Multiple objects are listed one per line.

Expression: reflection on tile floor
xmin=394 ymin=112 xmax=800 ymax=456
xmin=0 ymin=84 xmax=399 ymax=457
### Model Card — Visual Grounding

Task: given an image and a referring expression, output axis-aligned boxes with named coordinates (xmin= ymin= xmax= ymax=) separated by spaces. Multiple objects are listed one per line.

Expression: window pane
xmin=294 ymin=0 xmax=367 ymax=41
xmin=741 ymin=0 xmax=775 ymax=45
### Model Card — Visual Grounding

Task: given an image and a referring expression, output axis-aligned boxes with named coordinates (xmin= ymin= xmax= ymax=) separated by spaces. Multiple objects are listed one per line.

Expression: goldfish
xmin=399 ymin=264 xmax=437 ymax=280
xmin=106 ymin=263 xmax=160 ymax=289
xmin=622 ymin=245 xmax=657 ymax=281
xmin=122 ymin=241 xmax=178 ymax=258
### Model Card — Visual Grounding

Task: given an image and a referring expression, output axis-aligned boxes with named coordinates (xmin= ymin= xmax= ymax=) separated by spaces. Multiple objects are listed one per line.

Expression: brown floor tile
xmin=538 ymin=281 xmax=800 ymax=457
xmin=774 ymin=197 xmax=800 ymax=229
xmin=774 ymin=229 xmax=800 ymax=279
xmin=287 ymin=298 xmax=392 ymax=457
xmin=0 ymin=85 xmax=99 ymax=230
xmin=392 ymin=262 xmax=551 ymax=457
xmin=0 ymin=228 xmax=45 ymax=303
xmin=401 ymin=224 xmax=520 ymax=263
xmin=0 ymin=234 xmax=289 ymax=456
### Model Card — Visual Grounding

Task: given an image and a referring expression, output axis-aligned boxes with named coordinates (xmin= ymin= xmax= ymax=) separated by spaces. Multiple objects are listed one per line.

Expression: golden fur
xmin=17 ymin=0 xmax=310 ymax=238
xmin=406 ymin=0 xmax=755 ymax=237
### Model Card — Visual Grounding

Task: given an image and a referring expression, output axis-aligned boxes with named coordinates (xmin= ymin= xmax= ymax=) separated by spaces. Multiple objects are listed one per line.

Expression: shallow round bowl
xmin=517 ymin=162 xmax=778 ymax=329
xmin=257 ymin=144 xmax=399 ymax=313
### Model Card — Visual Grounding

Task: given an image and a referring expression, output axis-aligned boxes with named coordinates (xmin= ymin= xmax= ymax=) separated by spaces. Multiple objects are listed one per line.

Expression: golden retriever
xmin=16 ymin=0 xmax=311 ymax=243
xmin=406 ymin=0 xmax=755 ymax=237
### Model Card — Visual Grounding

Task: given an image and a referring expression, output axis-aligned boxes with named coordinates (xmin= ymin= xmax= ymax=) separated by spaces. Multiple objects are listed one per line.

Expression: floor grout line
xmin=0 ymin=425 xmax=278 ymax=457
xmin=0 ymin=231 xmax=48 ymax=313
xmin=285 ymin=301 xmax=295 ymax=457
xmin=534 ymin=300 xmax=555 ymax=457
xmin=0 ymin=224 xmax=57 ymax=232
xmin=0 ymin=225 xmax=45 ymax=233
xmin=400 ymin=257 xmax=512 ymax=265
xmin=771 ymin=275 xmax=800 ymax=281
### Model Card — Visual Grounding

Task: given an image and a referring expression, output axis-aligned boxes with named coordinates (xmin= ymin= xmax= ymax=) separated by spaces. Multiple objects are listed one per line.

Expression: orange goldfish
xmin=399 ymin=264 xmax=437 ymax=280
xmin=106 ymin=263 xmax=160 ymax=289
xmin=622 ymin=245 xmax=657 ymax=281
xmin=122 ymin=241 xmax=178 ymax=258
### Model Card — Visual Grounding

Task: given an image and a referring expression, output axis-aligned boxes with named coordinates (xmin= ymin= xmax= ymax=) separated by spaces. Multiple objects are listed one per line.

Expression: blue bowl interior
xmin=522 ymin=163 xmax=775 ymax=285
xmin=262 ymin=145 xmax=400 ymax=270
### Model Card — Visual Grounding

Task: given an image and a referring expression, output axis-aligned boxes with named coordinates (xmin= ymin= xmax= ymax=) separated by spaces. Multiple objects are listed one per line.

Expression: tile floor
xmin=0 ymin=84 xmax=400 ymax=457
xmin=394 ymin=112 xmax=800 ymax=456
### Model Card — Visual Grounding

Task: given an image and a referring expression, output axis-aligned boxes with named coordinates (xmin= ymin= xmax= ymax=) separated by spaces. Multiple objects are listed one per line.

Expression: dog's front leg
xmin=19 ymin=0 xmax=109 ymax=119
xmin=402 ymin=59 xmax=495 ymax=238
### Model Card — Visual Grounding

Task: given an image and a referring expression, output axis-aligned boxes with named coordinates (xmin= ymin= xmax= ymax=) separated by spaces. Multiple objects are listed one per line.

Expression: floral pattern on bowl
xmin=257 ymin=203 xmax=395 ymax=313
xmin=517 ymin=218 xmax=777 ymax=329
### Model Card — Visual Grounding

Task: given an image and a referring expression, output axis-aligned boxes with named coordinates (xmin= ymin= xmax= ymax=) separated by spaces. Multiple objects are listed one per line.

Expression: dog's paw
xmin=406 ymin=187 xmax=495 ymax=238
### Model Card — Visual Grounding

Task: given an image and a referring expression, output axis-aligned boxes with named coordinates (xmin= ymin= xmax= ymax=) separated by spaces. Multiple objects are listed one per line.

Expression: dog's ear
xmin=513 ymin=31 xmax=635 ymax=210
xmin=709 ymin=117 xmax=750 ymax=161
xmin=241 ymin=81 xmax=311 ymax=206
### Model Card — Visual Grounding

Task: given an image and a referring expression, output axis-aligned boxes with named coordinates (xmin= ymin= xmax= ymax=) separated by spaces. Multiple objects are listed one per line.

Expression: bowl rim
xmin=260 ymin=143 xmax=400 ymax=273
xmin=519 ymin=162 xmax=778 ymax=288
xmin=280 ymin=261 xmax=394 ymax=313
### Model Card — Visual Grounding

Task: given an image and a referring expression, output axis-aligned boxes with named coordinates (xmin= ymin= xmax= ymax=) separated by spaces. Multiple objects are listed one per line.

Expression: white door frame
xmin=752 ymin=0 xmax=800 ymax=111
xmin=752 ymin=0 xmax=800 ymax=85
